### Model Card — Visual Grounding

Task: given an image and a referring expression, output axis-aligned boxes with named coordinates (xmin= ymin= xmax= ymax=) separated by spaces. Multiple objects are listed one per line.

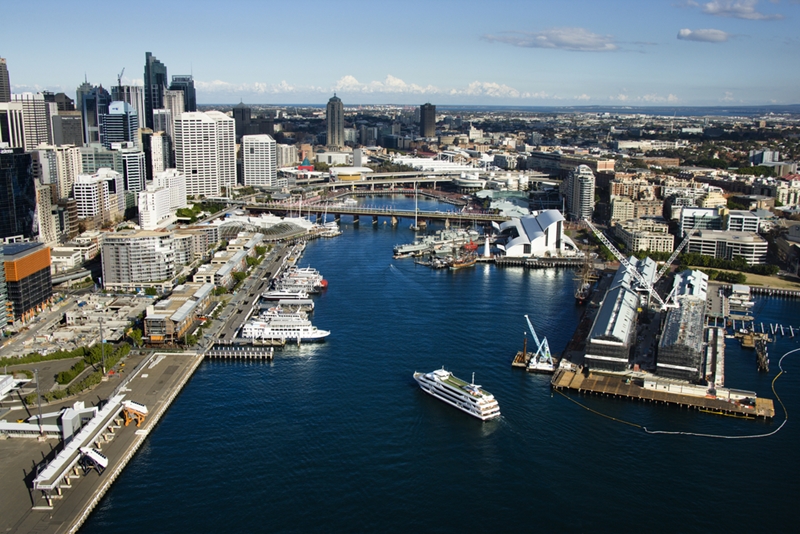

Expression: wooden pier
xmin=551 ymin=369 xmax=775 ymax=419
xmin=205 ymin=339 xmax=283 ymax=361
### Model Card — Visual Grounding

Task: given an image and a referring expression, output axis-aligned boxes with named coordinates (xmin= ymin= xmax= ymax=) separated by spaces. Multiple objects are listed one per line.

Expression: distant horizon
xmin=195 ymin=102 xmax=800 ymax=118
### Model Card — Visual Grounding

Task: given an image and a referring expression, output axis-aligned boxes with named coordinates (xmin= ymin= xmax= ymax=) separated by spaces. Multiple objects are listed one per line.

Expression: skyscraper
xmin=562 ymin=164 xmax=596 ymax=221
xmin=162 ymin=89 xmax=184 ymax=121
xmin=100 ymin=101 xmax=139 ymax=148
xmin=326 ymin=94 xmax=344 ymax=149
xmin=242 ymin=134 xmax=277 ymax=187
xmin=0 ymin=148 xmax=38 ymax=241
xmin=174 ymin=111 xmax=235 ymax=198
xmin=79 ymin=85 xmax=111 ymax=144
xmin=232 ymin=101 xmax=251 ymax=142
xmin=0 ymin=57 xmax=10 ymax=103
xmin=144 ymin=52 xmax=168 ymax=130
xmin=117 ymin=144 xmax=146 ymax=193
xmin=420 ymin=103 xmax=436 ymax=138
xmin=169 ymin=75 xmax=196 ymax=112
xmin=0 ymin=102 xmax=25 ymax=148
xmin=12 ymin=92 xmax=57 ymax=149
xmin=52 ymin=111 xmax=84 ymax=147
xmin=111 ymin=85 xmax=145 ymax=126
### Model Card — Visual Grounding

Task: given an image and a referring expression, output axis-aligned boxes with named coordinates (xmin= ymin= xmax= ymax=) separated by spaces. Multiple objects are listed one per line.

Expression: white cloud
xmin=699 ymin=0 xmax=783 ymax=20
xmin=332 ymin=75 xmax=440 ymax=94
xmin=484 ymin=27 xmax=618 ymax=52
xmin=720 ymin=91 xmax=735 ymax=102
xmin=677 ymin=28 xmax=731 ymax=42
xmin=195 ymin=79 xmax=299 ymax=94
xmin=574 ymin=94 xmax=591 ymax=101
xmin=609 ymin=93 xmax=679 ymax=103
xmin=451 ymin=81 xmax=523 ymax=98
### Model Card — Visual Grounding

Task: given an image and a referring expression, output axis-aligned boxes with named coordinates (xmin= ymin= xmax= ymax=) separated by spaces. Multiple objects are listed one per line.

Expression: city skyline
xmin=2 ymin=0 xmax=800 ymax=107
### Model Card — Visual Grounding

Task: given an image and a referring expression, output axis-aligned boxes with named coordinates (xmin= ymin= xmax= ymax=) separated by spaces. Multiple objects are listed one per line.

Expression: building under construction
xmin=656 ymin=270 xmax=709 ymax=381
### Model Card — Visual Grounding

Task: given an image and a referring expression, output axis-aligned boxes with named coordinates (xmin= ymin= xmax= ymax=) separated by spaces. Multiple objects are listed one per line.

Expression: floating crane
xmin=524 ymin=314 xmax=555 ymax=373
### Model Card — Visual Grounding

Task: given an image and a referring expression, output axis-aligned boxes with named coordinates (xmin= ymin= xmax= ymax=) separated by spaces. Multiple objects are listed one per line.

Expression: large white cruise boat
xmin=241 ymin=317 xmax=330 ymax=342
xmin=413 ymin=368 xmax=500 ymax=421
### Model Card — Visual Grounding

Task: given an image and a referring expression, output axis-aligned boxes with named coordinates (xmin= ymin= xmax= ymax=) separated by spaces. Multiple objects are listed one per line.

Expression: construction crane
xmin=117 ymin=67 xmax=125 ymax=91
xmin=653 ymin=230 xmax=694 ymax=284
xmin=524 ymin=314 xmax=555 ymax=372
xmin=583 ymin=218 xmax=667 ymax=309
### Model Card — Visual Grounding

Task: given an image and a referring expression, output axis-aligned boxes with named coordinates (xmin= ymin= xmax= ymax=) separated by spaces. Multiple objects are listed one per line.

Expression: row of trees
xmin=25 ymin=343 xmax=132 ymax=405
xmin=679 ymin=253 xmax=779 ymax=276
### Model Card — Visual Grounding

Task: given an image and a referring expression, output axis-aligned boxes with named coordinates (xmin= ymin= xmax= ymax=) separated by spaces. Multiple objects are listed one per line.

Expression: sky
xmin=3 ymin=0 xmax=799 ymax=107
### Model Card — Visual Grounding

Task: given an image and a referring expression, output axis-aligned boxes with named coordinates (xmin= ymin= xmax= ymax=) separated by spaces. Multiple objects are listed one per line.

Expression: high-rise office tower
xmin=174 ymin=111 xmax=235 ymax=198
xmin=162 ymin=89 xmax=184 ymax=121
xmin=169 ymin=75 xmax=196 ymax=112
xmin=116 ymin=144 xmax=146 ymax=193
xmin=144 ymin=52 xmax=168 ymax=130
xmin=100 ymin=101 xmax=139 ymax=148
xmin=150 ymin=131 xmax=171 ymax=175
xmin=0 ymin=102 xmax=25 ymax=148
xmin=12 ymin=92 xmax=56 ymax=149
xmin=75 ymin=80 xmax=93 ymax=117
xmin=152 ymin=108 xmax=173 ymax=138
xmin=0 ymin=57 xmax=10 ymax=103
xmin=420 ymin=103 xmax=436 ymax=138
xmin=326 ymin=94 xmax=344 ymax=149
xmin=36 ymin=183 xmax=59 ymax=245
xmin=80 ymin=85 xmax=111 ymax=144
xmin=242 ymin=134 xmax=277 ymax=187
xmin=52 ymin=93 xmax=75 ymax=112
xmin=232 ymin=101 xmax=251 ymax=141
xmin=52 ymin=111 xmax=84 ymax=147
xmin=561 ymin=164 xmax=596 ymax=221
xmin=30 ymin=144 xmax=82 ymax=200
xmin=111 ymin=85 xmax=145 ymax=127
xmin=80 ymin=144 xmax=123 ymax=176
xmin=0 ymin=148 xmax=38 ymax=241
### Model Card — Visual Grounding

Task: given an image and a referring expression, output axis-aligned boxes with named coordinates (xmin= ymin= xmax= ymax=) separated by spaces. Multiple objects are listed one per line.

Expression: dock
xmin=551 ymin=368 xmax=775 ymax=419
xmin=1 ymin=352 xmax=204 ymax=534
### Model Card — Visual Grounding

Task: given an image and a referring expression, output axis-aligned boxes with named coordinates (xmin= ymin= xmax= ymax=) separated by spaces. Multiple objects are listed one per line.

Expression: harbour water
xmin=82 ymin=196 xmax=800 ymax=533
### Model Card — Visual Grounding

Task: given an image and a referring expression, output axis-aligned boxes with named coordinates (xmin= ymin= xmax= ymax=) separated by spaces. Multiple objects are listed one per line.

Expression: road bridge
xmin=245 ymin=203 xmax=510 ymax=225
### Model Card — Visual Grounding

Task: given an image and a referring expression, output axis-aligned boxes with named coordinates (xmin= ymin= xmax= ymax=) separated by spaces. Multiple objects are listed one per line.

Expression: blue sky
xmin=3 ymin=0 xmax=798 ymax=106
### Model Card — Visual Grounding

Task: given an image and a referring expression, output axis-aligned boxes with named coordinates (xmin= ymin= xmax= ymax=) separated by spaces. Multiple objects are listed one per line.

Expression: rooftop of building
xmin=692 ymin=229 xmax=766 ymax=243
xmin=2 ymin=242 xmax=46 ymax=260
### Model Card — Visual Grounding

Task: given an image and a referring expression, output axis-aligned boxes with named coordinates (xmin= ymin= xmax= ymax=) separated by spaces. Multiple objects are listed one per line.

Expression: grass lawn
xmin=689 ymin=266 xmax=800 ymax=290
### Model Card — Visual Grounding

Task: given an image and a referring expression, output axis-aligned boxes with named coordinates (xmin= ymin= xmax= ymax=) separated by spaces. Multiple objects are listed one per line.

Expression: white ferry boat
xmin=262 ymin=289 xmax=310 ymax=301
xmin=241 ymin=317 xmax=330 ymax=342
xmin=413 ymin=368 xmax=500 ymax=421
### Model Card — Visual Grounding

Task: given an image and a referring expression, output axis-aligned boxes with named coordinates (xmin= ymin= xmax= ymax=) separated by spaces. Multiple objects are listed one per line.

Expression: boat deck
xmin=551 ymin=369 xmax=775 ymax=418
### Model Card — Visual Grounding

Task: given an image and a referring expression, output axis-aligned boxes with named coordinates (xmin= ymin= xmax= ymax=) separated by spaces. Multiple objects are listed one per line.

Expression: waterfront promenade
xmin=0 ymin=351 xmax=202 ymax=534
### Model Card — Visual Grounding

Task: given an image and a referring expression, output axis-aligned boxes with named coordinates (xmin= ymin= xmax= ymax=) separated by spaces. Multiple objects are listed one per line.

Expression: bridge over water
xmin=245 ymin=202 xmax=511 ymax=225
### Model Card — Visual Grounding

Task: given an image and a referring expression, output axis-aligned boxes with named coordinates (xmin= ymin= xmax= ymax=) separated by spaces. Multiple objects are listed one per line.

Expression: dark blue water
xmin=82 ymin=197 xmax=800 ymax=533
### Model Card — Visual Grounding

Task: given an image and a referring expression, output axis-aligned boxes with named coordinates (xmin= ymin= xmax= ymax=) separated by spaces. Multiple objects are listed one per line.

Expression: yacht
xmin=413 ymin=368 xmax=500 ymax=421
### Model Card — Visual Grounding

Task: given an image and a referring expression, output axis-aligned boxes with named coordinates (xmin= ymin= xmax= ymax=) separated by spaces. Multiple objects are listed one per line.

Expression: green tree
xmin=129 ymin=328 xmax=144 ymax=348
xmin=145 ymin=287 xmax=157 ymax=296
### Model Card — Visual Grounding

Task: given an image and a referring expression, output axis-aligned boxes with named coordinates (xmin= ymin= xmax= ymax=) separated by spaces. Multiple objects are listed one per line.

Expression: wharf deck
xmin=551 ymin=369 xmax=775 ymax=419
